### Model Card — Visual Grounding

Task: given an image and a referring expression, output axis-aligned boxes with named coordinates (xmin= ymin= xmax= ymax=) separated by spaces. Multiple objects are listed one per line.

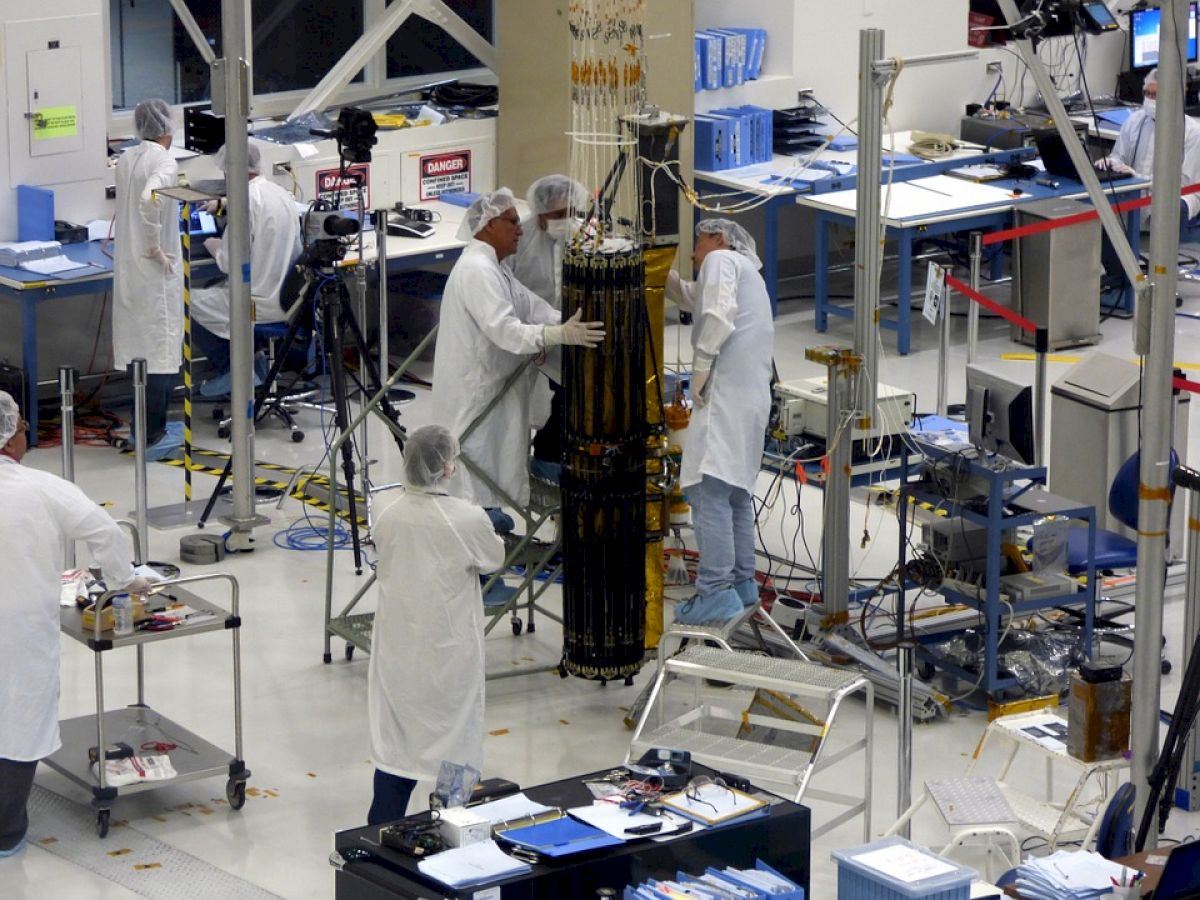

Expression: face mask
xmin=545 ymin=218 xmax=574 ymax=242
xmin=1144 ymin=97 xmax=1157 ymax=119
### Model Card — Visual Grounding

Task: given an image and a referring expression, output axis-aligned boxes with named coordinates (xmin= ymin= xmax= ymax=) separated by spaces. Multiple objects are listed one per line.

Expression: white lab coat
xmin=431 ymin=240 xmax=561 ymax=508
xmin=1111 ymin=109 xmax=1200 ymax=219
xmin=190 ymin=176 xmax=303 ymax=340
xmin=509 ymin=217 xmax=563 ymax=308
xmin=677 ymin=250 xmax=774 ymax=493
xmin=0 ymin=457 xmax=134 ymax=761
xmin=367 ymin=488 xmax=505 ymax=781
xmin=113 ymin=141 xmax=185 ymax=373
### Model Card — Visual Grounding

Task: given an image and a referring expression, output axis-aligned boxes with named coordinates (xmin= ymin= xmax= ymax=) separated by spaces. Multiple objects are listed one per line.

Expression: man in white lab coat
xmin=112 ymin=98 xmax=185 ymax=460
xmin=191 ymin=142 xmax=303 ymax=398
xmin=509 ymin=174 xmax=589 ymax=483
xmin=1098 ymin=67 xmax=1200 ymax=238
xmin=0 ymin=392 xmax=146 ymax=856
xmin=367 ymin=425 xmax=505 ymax=823
xmin=666 ymin=219 xmax=774 ymax=625
xmin=430 ymin=188 xmax=604 ymax=525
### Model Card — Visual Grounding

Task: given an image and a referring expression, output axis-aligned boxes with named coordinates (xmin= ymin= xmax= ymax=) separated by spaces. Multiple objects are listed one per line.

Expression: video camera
xmin=310 ymin=107 xmax=378 ymax=165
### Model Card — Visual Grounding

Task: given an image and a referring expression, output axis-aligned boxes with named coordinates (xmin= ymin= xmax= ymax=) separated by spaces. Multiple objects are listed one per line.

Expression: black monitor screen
xmin=966 ymin=364 xmax=1035 ymax=465
xmin=1130 ymin=3 xmax=1199 ymax=70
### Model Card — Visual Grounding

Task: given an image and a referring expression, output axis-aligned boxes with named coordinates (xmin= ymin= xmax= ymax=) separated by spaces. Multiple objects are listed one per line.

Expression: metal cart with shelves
xmin=898 ymin=439 xmax=1097 ymax=696
xmin=45 ymin=573 xmax=248 ymax=837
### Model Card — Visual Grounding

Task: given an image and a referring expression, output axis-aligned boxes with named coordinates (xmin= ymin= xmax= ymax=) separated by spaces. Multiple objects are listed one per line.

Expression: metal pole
xmin=854 ymin=28 xmax=885 ymax=431
xmin=215 ymin=0 xmax=265 ymax=547
xmin=354 ymin=261 xmax=372 ymax=527
xmin=131 ymin=359 xmax=150 ymax=563
xmin=897 ymin=642 xmax=914 ymax=837
xmin=936 ymin=272 xmax=950 ymax=416
xmin=375 ymin=209 xmax=390 ymax=388
xmin=60 ymin=366 xmax=77 ymax=568
xmin=1131 ymin=0 xmax=1186 ymax=845
xmin=967 ymin=232 xmax=982 ymax=365
xmin=809 ymin=347 xmax=857 ymax=621
xmin=1178 ymin=466 xmax=1200 ymax=810
xmin=1034 ymin=328 xmax=1049 ymax=467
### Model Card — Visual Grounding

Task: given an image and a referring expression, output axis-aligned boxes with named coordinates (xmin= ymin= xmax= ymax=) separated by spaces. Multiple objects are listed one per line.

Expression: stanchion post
xmin=60 ymin=366 xmax=77 ymax=568
xmin=131 ymin=358 xmax=149 ymax=563
xmin=967 ymin=232 xmax=982 ymax=365
xmin=1034 ymin=327 xmax=1049 ymax=468
xmin=897 ymin=642 xmax=914 ymax=837
xmin=181 ymin=199 xmax=194 ymax=512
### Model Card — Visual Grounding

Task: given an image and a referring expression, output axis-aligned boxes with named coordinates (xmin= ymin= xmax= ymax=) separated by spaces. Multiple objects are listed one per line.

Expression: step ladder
xmin=628 ymin=645 xmax=873 ymax=840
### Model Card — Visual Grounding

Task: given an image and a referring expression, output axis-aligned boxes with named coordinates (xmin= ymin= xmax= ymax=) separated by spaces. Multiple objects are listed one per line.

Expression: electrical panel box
xmin=774 ymin=376 xmax=914 ymax=442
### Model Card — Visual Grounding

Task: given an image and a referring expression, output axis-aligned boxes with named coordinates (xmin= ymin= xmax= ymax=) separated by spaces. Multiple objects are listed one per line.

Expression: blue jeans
xmin=368 ymin=770 xmax=418 ymax=825
xmin=691 ymin=475 xmax=756 ymax=598
xmin=192 ymin=321 xmax=231 ymax=376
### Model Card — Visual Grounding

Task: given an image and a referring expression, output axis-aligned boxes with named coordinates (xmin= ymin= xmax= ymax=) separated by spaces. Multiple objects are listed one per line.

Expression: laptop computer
xmin=1148 ymin=838 xmax=1200 ymax=899
xmin=1033 ymin=130 xmax=1093 ymax=181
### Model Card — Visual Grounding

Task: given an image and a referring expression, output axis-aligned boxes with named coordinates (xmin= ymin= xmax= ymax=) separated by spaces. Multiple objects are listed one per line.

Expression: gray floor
xmin=5 ymin=272 xmax=1200 ymax=898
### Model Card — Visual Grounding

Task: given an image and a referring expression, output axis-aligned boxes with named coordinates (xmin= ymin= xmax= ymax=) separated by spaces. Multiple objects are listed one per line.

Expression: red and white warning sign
xmin=315 ymin=163 xmax=371 ymax=209
xmin=419 ymin=150 xmax=471 ymax=201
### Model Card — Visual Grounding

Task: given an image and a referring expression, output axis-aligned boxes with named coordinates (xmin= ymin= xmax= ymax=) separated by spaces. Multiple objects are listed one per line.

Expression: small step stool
xmin=628 ymin=645 xmax=874 ymax=840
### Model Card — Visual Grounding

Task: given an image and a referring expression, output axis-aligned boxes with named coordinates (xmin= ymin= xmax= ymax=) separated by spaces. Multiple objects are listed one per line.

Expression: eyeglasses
xmin=684 ymin=776 xmax=731 ymax=814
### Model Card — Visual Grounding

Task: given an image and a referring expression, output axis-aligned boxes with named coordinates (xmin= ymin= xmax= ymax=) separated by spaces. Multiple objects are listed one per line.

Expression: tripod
xmin=199 ymin=247 xmax=406 ymax=573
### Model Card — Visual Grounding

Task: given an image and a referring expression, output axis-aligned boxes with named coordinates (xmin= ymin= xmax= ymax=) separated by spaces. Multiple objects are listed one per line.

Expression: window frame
xmin=105 ymin=0 xmax=495 ymax=135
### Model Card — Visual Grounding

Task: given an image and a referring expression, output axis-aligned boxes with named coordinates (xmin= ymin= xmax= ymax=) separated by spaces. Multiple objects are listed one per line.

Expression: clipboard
xmin=659 ymin=784 xmax=769 ymax=827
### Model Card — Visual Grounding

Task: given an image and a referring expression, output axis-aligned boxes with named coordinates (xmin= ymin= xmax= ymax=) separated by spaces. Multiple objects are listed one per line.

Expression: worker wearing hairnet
xmin=0 ymin=391 xmax=148 ymax=856
xmin=112 ymin=98 xmax=185 ymax=460
xmin=431 ymin=187 xmax=604 ymax=526
xmin=1098 ymin=67 xmax=1200 ymax=239
xmin=509 ymin=174 xmax=588 ymax=483
xmin=666 ymin=219 xmax=772 ymax=624
xmin=192 ymin=141 xmax=303 ymax=398
xmin=366 ymin=425 xmax=505 ymax=823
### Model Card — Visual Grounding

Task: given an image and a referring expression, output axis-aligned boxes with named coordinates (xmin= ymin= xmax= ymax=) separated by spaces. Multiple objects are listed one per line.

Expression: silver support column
xmin=896 ymin=642 xmax=914 ymax=836
xmin=854 ymin=29 xmax=886 ymax=432
xmin=936 ymin=273 xmax=951 ymax=416
xmin=60 ymin=366 xmax=77 ymax=568
xmin=1131 ymin=0 xmax=1187 ymax=845
xmin=967 ymin=232 xmax=982 ymax=365
xmin=354 ymin=260 xmax=373 ymax=527
xmin=131 ymin=359 xmax=150 ymax=564
xmin=215 ymin=0 xmax=267 ymax=546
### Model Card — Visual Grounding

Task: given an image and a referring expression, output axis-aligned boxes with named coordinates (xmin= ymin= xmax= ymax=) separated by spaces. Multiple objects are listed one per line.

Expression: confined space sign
xmin=418 ymin=150 xmax=471 ymax=201
xmin=315 ymin=164 xmax=371 ymax=209
xmin=32 ymin=106 xmax=78 ymax=140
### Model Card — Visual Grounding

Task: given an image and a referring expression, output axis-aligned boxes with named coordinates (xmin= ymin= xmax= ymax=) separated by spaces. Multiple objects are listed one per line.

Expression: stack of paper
xmin=0 ymin=240 xmax=61 ymax=266
xmin=416 ymin=839 xmax=530 ymax=888
xmin=1014 ymin=850 xmax=1138 ymax=899
xmin=626 ymin=859 xmax=803 ymax=898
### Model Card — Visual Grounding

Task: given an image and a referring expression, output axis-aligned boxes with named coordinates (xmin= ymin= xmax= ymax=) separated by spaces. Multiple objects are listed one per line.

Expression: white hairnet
xmin=0 ymin=391 xmax=20 ymax=447
xmin=215 ymin=143 xmax=263 ymax=175
xmin=456 ymin=188 xmax=517 ymax=241
xmin=527 ymin=175 xmax=587 ymax=216
xmin=1145 ymin=68 xmax=1158 ymax=87
xmin=134 ymin=98 xmax=174 ymax=140
xmin=404 ymin=425 xmax=459 ymax=488
xmin=697 ymin=218 xmax=762 ymax=270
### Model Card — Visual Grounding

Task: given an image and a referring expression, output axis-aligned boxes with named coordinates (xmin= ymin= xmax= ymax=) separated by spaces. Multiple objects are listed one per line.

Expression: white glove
xmin=665 ymin=269 xmax=696 ymax=312
xmin=123 ymin=576 xmax=153 ymax=596
xmin=544 ymin=309 xmax=606 ymax=348
xmin=203 ymin=237 xmax=222 ymax=258
xmin=691 ymin=368 xmax=711 ymax=408
xmin=145 ymin=246 xmax=178 ymax=273
xmin=203 ymin=199 xmax=222 ymax=215
xmin=1095 ymin=157 xmax=1133 ymax=176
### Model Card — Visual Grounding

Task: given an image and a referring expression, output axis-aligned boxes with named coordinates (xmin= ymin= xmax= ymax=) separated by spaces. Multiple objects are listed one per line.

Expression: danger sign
xmin=315 ymin=164 xmax=371 ymax=209
xmin=419 ymin=150 xmax=471 ymax=201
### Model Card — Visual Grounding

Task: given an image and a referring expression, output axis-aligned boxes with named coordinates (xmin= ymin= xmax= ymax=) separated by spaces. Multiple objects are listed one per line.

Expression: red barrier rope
xmin=1174 ymin=375 xmax=1200 ymax=395
xmin=981 ymin=182 xmax=1200 ymax=247
xmin=944 ymin=273 xmax=1038 ymax=334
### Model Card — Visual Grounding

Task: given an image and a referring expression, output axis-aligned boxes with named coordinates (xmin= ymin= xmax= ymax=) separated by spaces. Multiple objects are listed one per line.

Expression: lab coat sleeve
xmin=139 ymin=159 xmax=178 ymax=251
xmin=525 ymin=288 xmax=562 ymax=326
xmin=460 ymin=265 xmax=552 ymax=355
xmin=457 ymin=506 xmax=507 ymax=575
xmin=693 ymin=253 xmax=740 ymax=362
xmin=44 ymin=479 xmax=136 ymax=588
xmin=1110 ymin=117 xmax=1135 ymax=169
xmin=1183 ymin=123 xmax=1200 ymax=219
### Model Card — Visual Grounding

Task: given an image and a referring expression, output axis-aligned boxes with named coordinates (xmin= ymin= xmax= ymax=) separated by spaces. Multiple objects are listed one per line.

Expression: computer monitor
xmin=966 ymin=364 xmax=1036 ymax=465
xmin=1155 ymin=837 xmax=1200 ymax=899
xmin=1130 ymin=3 xmax=1199 ymax=71
xmin=181 ymin=208 xmax=219 ymax=238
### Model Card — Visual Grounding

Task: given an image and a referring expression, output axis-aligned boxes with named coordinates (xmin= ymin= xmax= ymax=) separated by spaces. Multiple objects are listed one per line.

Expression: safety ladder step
xmin=631 ymin=726 xmax=808 ymax=788
xmin=664 ymin=646 xmax=864 ymax=698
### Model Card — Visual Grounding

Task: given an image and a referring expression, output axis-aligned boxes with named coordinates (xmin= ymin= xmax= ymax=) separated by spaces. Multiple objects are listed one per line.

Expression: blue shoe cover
xmin=0 ymin=837 xmax=27 ymax=857
xmin=199 ymin=365 xmax=264 ymax=399
xmin=674 ymin=587 xmax=743 ymax=625
xmin=485 ymin=507 xmax=515 ymax=535
xmin=483 ymin=582 xmax=519 ymax=608
xmin=734 ymin=579 xmax=759 ymax=608
xmin=144 ymin=421 xmax=185 ymax=462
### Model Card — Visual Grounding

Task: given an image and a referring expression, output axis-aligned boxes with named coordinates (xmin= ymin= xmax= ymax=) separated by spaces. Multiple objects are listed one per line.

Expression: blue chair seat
xmin=254 ymin=321 xmax=291 ymax=341
xmin=1065 ymin=527 xmax=1137 ymax=574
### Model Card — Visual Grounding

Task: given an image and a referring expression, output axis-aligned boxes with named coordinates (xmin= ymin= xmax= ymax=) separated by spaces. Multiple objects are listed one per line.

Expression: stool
xmin=215 ymin=321 xmax=316 ymax=442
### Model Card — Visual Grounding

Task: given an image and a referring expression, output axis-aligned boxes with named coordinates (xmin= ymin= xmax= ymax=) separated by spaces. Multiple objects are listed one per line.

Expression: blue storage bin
xmin=831 ymin=837 xmax=973 ymax=900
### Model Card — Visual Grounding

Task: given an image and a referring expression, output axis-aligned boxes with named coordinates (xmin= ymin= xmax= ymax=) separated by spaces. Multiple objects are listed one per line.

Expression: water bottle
xmin=112 ymin=593 xmax=134 ymax=636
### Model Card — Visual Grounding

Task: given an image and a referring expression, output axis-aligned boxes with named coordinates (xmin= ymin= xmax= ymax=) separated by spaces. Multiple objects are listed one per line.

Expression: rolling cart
xmin=45 ymin=573 xmax=248 ymax=837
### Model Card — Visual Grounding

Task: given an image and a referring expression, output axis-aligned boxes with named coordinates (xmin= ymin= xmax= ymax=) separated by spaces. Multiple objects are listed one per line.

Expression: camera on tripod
xmin=310 ymin=107 xmax=378 ymax=164
xmin=300 ymin=201 xmax=361 ymax=268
